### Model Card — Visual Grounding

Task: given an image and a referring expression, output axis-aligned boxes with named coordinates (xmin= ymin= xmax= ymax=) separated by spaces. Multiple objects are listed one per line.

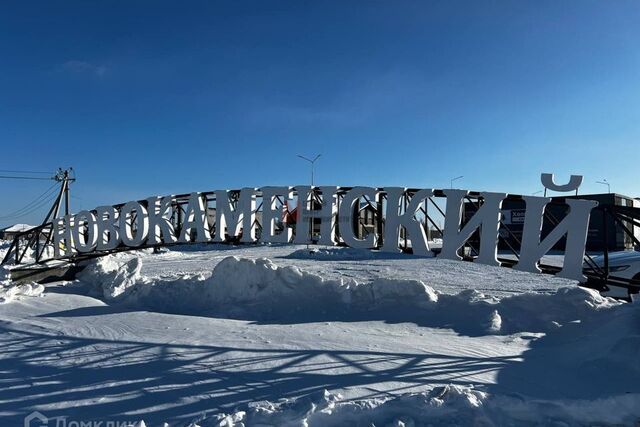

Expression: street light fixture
xmin=450 ymin=175 xmax=464 ymax=189
xmin=596 ymin=179 xmax=611 ymax=194
xmin=297 ymin=154 xmax=321 ymax=186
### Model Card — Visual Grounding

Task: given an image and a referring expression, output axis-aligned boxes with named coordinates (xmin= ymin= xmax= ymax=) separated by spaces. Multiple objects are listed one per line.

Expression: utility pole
xmin=1 ymin=167 xmax=76 ymax=265
xmin=42 ymin=168 xmax=75 ymax=226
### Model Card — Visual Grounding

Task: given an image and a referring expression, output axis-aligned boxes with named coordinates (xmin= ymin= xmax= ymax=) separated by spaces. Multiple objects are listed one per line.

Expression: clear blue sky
xmin=1 ymin=1 xmax=639 ymax=226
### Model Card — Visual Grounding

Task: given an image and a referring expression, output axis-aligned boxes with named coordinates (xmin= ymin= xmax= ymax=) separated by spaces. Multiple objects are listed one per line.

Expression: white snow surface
xmin=0 ymin=244 xmax=639 ymax=426
xmin=74 ymin=251 xmax=618 ymax=336
xmin=215 ymin=385 xmax=640 ymax=427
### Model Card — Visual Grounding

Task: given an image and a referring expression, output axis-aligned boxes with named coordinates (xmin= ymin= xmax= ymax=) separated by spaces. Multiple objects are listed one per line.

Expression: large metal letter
xmin=382 ymin=188 xmax=433 ymax=256
xmin=541 ymin=173 xmax=583 ymax=193
xmin=293 ymin=186 xmax=339 ymax=245
xmin=119 ymin=201 xmax=149 ymax=247
xmin=317 ymin=186 xmax=339 ymax=246
xmin=261 ymin=186 xmax=293 ymax=243
xmin=95 ymin=205 xmax=121 ymax=251
xmin=338 ymin=187 xmax=378 ymax=249
xmin=53 ymin=215 xmax=75 ymax=258
xmin=71 ymin=210 xmax=98 ymax=253
xmin=239 ymin=188 xmax=258 ymax=243
xmin=293 ymin=186 xmax=315 ymax=245
xmin=514 ymin=196 xmax=597 ymax=281
xmin=214 ymin=188 xmax=257 ymax=242
xmin=146 ymin=196 xmax=177 ymax=244
xmin=440 ymin=190 xmax=506 ymax=266
xmin=179 ymin=192 xmax=211 ymax=243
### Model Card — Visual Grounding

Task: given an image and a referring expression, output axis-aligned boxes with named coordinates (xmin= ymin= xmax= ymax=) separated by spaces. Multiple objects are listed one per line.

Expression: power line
xmin=0 ymin=175 xmax=53 ymax=181
xmin=0 ymin=169 xmax=52 ymax=175
xmin=0 ymin=191 xmax=59 ymax=220
xmin=0 ymin=182 xmax=60 ymax=219
xmin=1 ymin=182 xmax=59 ymax=217
xmin=0 ymin=188 xmax=58 ymax=219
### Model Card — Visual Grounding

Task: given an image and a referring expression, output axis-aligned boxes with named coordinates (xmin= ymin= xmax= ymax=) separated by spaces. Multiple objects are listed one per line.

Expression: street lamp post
xmin=297 ymin=154 xmax=321 ymax=186
xmin=450 ymin=175 xmax=464 ymax=189
xmin=596 ymin=179 xmax=611 ymax=194
xmin=297 ymin=154 xmax=321 ymax=245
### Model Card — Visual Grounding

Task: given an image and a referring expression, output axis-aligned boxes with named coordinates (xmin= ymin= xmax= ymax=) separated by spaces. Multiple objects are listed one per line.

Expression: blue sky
xmin=1 ymin=1 xmax=639 ymax=226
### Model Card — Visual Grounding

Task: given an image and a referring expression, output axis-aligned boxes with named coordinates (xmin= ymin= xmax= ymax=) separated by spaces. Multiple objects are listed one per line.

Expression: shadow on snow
xmin=0 ymin=323 xmax=516 ymax=426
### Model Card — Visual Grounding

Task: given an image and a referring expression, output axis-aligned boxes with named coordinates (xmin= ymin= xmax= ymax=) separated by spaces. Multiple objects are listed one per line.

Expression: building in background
xmin=0 ymin=224 xmax=36 ymax=241
xmin=465 ymin=193 xmax=637 ymax=253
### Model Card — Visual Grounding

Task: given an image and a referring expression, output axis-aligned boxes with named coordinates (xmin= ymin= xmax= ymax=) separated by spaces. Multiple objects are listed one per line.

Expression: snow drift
xmin=212 ymin=384 xmax=640 ymax=427
xmin=76 ymin=254 xmax=622 ymax=335
xmin=0 ymin=263 xmax=44 ymax=303
xmin=76 ymin=255 xmax=439 ymax=320
xmin=0 ymin=281 xmax=44 ymax=304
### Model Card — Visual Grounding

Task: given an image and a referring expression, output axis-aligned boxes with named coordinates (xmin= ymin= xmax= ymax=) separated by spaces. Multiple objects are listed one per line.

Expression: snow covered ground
xmin=0 ymin=244 xmax=639 ymax=426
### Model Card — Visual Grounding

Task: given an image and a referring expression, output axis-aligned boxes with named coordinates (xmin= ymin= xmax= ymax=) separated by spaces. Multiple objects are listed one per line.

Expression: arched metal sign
xmin=4 ymin=181 xmax=640 ymax=294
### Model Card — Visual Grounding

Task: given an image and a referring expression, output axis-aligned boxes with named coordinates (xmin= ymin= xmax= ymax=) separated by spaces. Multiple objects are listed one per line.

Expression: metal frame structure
xmin=3 ymin=186 xmax=639 ymax=295
xmin=461 ymin=193 xmax=640 ymax=294
xmin=2 ymin=168 xmax=75 ymax=265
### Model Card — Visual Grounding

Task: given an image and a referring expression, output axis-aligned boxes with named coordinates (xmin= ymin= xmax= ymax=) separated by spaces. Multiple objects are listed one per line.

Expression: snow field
xmin=0 ymin=244 xmax=638 ymax=426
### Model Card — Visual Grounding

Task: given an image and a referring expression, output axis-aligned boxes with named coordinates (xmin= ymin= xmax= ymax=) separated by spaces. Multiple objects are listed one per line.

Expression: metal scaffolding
xmin=2 ymin=186 xmax=639 ymax=296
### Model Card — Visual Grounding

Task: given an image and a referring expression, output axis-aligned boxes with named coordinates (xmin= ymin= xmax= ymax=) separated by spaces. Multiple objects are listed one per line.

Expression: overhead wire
xmin=0 ymin=168 xmax=73 ymax=225
xmin=0 ymin=175 xmax=54 ymax=180
xmin=0 ymin=191 xmax=59 ymax=220
xmin=0 ymin=169 xmax=53 ymax=175
xmin=0 ymin=182 xmax=59 ymax=217
xmin=0 ymin=182 xmax=61 ymax=219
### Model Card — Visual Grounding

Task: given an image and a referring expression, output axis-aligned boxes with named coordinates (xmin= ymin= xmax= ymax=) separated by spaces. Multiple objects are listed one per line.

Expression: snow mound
xmin=76 ymin=256 xmax=438 ymax=318
xmin=206 ymin=257 xmax=351 ymax=315
xmin=354 ymin=277 xmax=439 ymax=310
xmin=0 ymin=267 xmax=44 ymax=303
xmin=437 ymin=285 xmax=620 ymax=335
xmin=77 ymin=254 xmax=143 ymax=300
xmin=75 ymin=254 xmax=623 ymax=334
xmin=212 ymin=385 xmax=640 ymax=426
